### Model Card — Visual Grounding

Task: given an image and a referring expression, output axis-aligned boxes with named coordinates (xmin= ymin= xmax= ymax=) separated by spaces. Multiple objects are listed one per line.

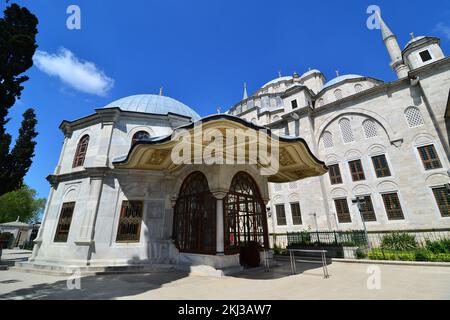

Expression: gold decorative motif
xmin=147 ymin=150 xmax=170 ymax=165
xmin=279 ymin=149 xmax=295 ymax=166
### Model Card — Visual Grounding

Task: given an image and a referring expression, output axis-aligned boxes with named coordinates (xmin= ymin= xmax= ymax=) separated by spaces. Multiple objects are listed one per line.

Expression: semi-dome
xmin=103 ymin=94 xmax=201 ymax=120
xmin=323 ymin=74 xmax=364 ymax=89
xmin=262 ymin=76 xmax=293 ymax=88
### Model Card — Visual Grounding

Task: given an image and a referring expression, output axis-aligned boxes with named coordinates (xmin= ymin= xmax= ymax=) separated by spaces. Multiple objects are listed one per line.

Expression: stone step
xmin=13 ymin=261 xmax=176 ymax=276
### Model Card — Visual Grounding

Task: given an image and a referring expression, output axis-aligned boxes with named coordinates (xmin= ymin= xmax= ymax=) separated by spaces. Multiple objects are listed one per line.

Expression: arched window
xmin=405 ymin=107 xmax=424 ymax=128
xmin=173 ymin=172 xmax=216 ymax=254
xmin=317 ymin=98 xmax=324 ymax=107
xmin=334 ymin=89 xmax=343 ymax=100
xmin=339 ymin=118 xmax=354 ymax=143
xmin=322 ymin=131 xmax=334 ymax=149
xmin=354 ymin=84 xmax=363 ymax=93
xmin=272 ymin=115 xmax=281 ymax=122
xmin=362 ymin=120 xmax=378 ymax=139
xmin=131 ymin=131 xmax=150 ymax=146
xmin=224 ymin=172 xmax=269 ymax=254
xmin=72 ymin=135 xmax=90 ymax=168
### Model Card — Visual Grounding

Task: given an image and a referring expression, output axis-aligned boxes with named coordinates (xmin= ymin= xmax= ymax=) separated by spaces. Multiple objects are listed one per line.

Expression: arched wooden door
xmin=173 ymin=172 xmax=216 ymax=254
xmin=223 ymin=172 xmax=269 ymax=260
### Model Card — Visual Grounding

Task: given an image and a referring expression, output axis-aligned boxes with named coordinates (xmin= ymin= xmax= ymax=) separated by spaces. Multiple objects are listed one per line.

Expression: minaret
xmin=376 ymin=11 xmax=409 ymax=79
xmin=243 ymin=82 xmax=248 ymax=100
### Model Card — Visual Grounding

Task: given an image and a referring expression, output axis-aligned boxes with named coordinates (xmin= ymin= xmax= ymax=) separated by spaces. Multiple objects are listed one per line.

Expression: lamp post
xmin=352 ymin=196 xmax=371 ymax=250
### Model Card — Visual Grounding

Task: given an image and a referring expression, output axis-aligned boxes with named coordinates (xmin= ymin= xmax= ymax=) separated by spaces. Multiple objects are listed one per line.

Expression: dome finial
xmin=335 ymin=70 xmax=340 ymax=77
xmin=216 ymin=106 xmax=221 ymax=114
xmin=278 ymin=70 xmax=282 ymax=78
xmin=159 ymin=86 xmax=163 ymax=96
xmin=410 ymin=32 xmax=415 ymax=40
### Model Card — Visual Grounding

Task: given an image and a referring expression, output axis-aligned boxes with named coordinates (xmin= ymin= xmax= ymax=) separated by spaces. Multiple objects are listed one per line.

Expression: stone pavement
xmin=0 ymin=250 xmax=449 ymax=300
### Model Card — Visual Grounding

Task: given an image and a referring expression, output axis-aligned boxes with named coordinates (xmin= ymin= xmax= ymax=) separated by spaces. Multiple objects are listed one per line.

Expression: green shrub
xmin=414 ymin=250 xmax=432 ymax=262
xmin=381 ymin=232 xmax=418 ymax=251
xmin=367 ymin=249 xmax=384 ymax=260
xmin=425 ymin=239 xmax=450 ymax=254
xmin=431 ymin=253 xmax=450 ymax=262
xmin=397 ymin=251 xmax=415 ymax=261
xmin=355 ymin=248 xmax=367 ymax=259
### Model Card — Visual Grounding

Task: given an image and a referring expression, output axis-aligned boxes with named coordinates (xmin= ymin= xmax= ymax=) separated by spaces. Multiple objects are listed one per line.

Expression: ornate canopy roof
xmin=113 ymin=114 xmax=327 ymax=183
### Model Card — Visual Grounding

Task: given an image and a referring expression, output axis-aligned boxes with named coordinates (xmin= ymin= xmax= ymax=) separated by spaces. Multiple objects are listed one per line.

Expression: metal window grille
xmin=224 ymin=172 xmax=269 ymax=253
xmin=334 ymin=89 xmax=343 ymax=100
xmin=173 ymin=172 xmax=216 ymax=254
xmin=418 ymin=145 xmax=442 ymax=170
xmin=334 ymin=198 xmax=352 ymax=223
xmin=276 ymin=204 xmax=287 ymax=226
xmin=382 ymin=193 xmax=405 ymax=220
xmin=359 ymin=196 xmax=377 ymax=222
xmin=328 ymin=164 xmax=343 ymax=185
xmin=372 ymin=155 xmax=391 ymax=178
xmin=355 ymin=84 xmax=363 ymax=93
xmin=348 ymin=159 xmax=366 ymax=181
xmin=432 ymin=187 xmax=450 ymax=218
xmin=116 ymin=201 xmax=144 ymax=242
xmin=54 ymin=202 xmax=76 ymax=243
xmin=72 ymin=135 xmax=90 ymax=168
xmin=290 ymin=203 xmax=303 ymax=225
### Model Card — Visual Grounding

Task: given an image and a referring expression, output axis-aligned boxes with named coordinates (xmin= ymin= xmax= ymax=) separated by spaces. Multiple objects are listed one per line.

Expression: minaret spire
xmin=375 ymin=11 xmax=409 ymax=79
xmin=243 ymin=82 xmax=248 ymax=100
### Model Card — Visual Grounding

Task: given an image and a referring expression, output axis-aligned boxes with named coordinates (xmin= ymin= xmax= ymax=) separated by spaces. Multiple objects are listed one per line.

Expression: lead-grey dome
xmin=103 ymin=94 xmax=201 ymax=120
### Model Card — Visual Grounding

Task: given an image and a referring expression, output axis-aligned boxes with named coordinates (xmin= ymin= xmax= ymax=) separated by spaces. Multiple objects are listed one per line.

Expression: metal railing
xmin=271 ymin=228 xmax=450 ymax=250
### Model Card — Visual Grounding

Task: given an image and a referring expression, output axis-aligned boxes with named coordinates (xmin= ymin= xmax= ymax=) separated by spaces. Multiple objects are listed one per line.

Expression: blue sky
xmin=2 ymin=0 xmax=450 ymax=199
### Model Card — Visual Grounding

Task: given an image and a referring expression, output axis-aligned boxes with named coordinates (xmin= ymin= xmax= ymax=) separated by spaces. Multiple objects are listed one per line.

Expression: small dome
xmin=323 ymin=74 xmax=364 ymax=89
xmin=103 ymin=94 xmax=201 ymax=120
xmin=301 ymin=69 xmax=323 ymax=78
xmin=404 ymin=36 xmax=426 ymax=49
xmin=262 ymin=76 xmax=293 ymax=88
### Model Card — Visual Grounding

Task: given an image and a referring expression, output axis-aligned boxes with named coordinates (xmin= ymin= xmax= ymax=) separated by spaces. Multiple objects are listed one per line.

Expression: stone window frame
xmin=72 ymin=135 xmax=90 ymax=168
xmin=289 ymin=202 xmax=303 ymax=225
xmin=322 ymin=131 xmax=334 ymax=149
xmin=417 ymin=144 xmax=443 ymax=171
xmin=328 ymin=163 xmax=343 ymax=185
xmin=357 ymin=195 xmax=377 ymax=222
xmin=348 ymin=159 xmax=366 ymax=182
xmin=53 ymin=202 xmax=76 ymax=243
xmin=404 ymin=106 xmax=425 ymax=128
xmin=339 ymin=118 xmax=355 ymax=144
xmin=431 ymin=186 xmax=450 ymax=218
xmin=334 ymin=198 xmax=352 ymax=224
xmin=371 ymin=154 xmax=392 ymax=178
xmin=362 ymin=119 xmax=378 ymax=139
xmin=275 ymin=204 xmax=287 ymax=226
xmin=380 ymin=192 xmax=405 ymax=221
xmin=115 ymin=200 xmax=145 ymax=243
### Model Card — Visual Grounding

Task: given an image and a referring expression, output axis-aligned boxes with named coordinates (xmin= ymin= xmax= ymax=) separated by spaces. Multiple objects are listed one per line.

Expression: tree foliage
xmin=0 ymin=3 xmax=39 ymax=195
xmin=0 ymin=185 xmax=46 ymax=224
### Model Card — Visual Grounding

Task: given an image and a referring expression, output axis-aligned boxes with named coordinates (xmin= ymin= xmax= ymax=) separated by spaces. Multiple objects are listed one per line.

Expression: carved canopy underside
xmin=113 ymin=115 xmax=327 ymax=183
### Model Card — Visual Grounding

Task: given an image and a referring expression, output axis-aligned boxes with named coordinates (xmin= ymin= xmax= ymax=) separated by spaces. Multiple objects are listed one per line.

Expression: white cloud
xmin=34 ymin=48 xmax=114 ymax=96
xmin=435 ymin=22 xmax=450 ymax=41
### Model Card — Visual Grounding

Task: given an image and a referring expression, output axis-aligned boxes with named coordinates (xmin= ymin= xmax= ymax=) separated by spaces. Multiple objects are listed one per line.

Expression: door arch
xmin=173 ymin=171 xmax=216 ymax=254
xmin=223 ymin=172 xmax=269 ymax=255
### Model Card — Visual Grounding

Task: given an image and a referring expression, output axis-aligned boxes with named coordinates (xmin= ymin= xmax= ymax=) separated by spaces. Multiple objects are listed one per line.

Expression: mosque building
xmin=21 ymin=14 xmax=450 ymax=274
